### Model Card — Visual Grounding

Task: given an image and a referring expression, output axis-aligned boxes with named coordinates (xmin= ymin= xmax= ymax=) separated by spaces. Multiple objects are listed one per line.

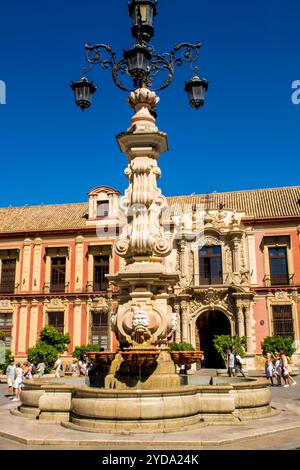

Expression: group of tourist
xmin=226 ymin=349 xmax=246 ymax=377
xmin=5 ymin=358 xmax=46 ymax=402
xmin=265 ymin=351 xmax=296 ymax=387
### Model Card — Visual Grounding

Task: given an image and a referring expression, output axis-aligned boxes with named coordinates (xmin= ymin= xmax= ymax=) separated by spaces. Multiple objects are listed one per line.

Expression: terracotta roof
xmin=167 ymin=186 xmax=300 ymax=219
xmin=0 ymin=203 xmax=88 ymax=233
xmin=0 ymin=186 xmax=299 ymax=234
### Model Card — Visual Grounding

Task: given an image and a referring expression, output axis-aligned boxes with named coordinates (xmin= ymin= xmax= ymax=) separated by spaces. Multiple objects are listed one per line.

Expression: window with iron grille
xmin=269 ymin=247 xmax=289 ymax=285
xmin=50 ymin=257 xmax=66 ymax=293
xmin=96 ymin=201 xmax=109 ymax=219
xmin=0 ymin=259 xmax=16 ymax=293
xmin=199 ymin=246 xmax=223 ymax=285
xmin=272 ymin=304 xmax=294 ymax=337
xmin=47 ymin=312 xmax=64 ymax=334
xmin=91 ymin=311 xmax=108 ymax=350
xmin=0 ymin=313 xmax=13 ymax=348
xmin=93 ymin=256 xmax=109 ymax=291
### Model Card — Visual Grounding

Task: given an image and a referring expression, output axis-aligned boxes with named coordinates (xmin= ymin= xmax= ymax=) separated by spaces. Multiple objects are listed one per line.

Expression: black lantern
xmin=124 ymin=45 xmax=152 ymax=84
xmin=70 ymin=77 xmax=96 ymax=111
xmin=184 ymin=76 xmax=208 ymax=109
xmin=128 ymin=0 xmax=158 ymax=44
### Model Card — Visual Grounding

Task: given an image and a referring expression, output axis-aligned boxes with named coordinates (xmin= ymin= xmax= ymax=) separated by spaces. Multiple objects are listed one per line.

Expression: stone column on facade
xmin=28 ymin=300 xmax=39 ymax=348
xmin=173 ymin=302 xmax=181 ymax=343
xmin=75 ymin=236 xmax=84 ymax=292
xmin=18 ymin=299 xmax=28 ymax=354
xmin=87 ymin=251 xmax=94 ymax=292
xmin=21 ymin=238 xmax=32 ymax=293
xmin=236 ymin=303 xmax=245 ymax=338
xmin=245 ymin=305 xmax=254 ymax=354
xmin=180 ymin=299 xmax=189 ymax=343
xmin=32 ymin=238 xmax=42 ymax=292
xmin=73 ymin=299 xmax=82 ymax=347
xmin=178 ymin=239 xmax=188 ymax=287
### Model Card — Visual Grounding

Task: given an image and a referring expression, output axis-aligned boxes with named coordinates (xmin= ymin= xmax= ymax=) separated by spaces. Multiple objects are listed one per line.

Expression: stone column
xmin=231 ymin=238 xmax=240 ymax=274
xmin=21 ymin=239 xmax=32 ymax=293
xmin=32 ymin=238 xmax=42 ymax=292
xmin=236 ymin=304 xmax=245 ymax=337
xmin=173 ymin=302 xmax=181 ymax=343
xmin=180 ymin=299 xmax=189 ymax=343
xmin=178 ymin=239 xmax=188 ymax=286
xmin=75 ymin=236 xmax=84 ymax=292
xmin=245 ymin=305 xmax=254 ymax=354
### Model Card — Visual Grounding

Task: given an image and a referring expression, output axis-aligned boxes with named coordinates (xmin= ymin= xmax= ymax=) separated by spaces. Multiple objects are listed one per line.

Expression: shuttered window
xmin=272 ymin=305 xmax=294 ymax=338
xmin=47 ymin=312 xmax=64 ymax=334
xmin=0 ymin=259 xmax=16 ymax=293
xmin=91 ymin=312 xmax=108 ymax=350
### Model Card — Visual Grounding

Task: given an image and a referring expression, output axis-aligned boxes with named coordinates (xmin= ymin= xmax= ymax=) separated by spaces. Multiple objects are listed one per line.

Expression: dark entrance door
xmin=196 ymin=310 xmax=231 ymax=368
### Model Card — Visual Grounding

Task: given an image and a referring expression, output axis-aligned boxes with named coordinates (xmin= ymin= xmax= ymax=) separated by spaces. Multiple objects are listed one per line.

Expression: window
xmin=91 ymin=312 xmax=108 ymax=349
xmin=48 ymin=312 xmax=64 ymax=334
xmin=97 ymin=201 xmax=109 ymax=219
xmin=269 ymin=247 xmax=289 ymax=285
xmin=0 ymin=259 xmax=16 ymax=293
xmin=50 ymin=257 xmax=66 ymax=292
xmin=93 ymin=256 xmax=109 ymax=291
xmin=272 ymin=305 xmax=294 ymax=338
xmin=0 ymin=313 xmax=13 ymax=348
xmin=199 ymin=245 xmax=223 ymax=285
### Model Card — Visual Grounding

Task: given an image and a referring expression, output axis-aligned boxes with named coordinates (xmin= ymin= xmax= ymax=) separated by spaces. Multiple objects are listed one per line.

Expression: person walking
xmin=54 ymin=356 xmax=62 ymax=378
xmin=234 ymin=352 xmax=246 ymax=377
xmin=272 ymin=352 xmax=282 ymax=386
xmin=227 ymin=349 xmax=235 ymax=377
xmin=12 ymin=362 xmax=24 ymax=401
xmin=281 ymin=352 xmax=296 ymax=387
xmin=265 ymin=353 xmax=274 ymax=386
xmin=6 ymin=358 xmax=16 ymax=399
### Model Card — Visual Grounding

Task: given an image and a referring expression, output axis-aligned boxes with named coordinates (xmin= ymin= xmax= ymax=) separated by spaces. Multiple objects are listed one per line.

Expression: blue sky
xmin=0 ymin=0 xmax=299 ymax=207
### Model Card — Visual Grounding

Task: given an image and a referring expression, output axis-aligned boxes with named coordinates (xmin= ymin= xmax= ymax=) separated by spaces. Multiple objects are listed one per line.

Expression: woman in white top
xmin=12 ymin=363 xmax=24 ymax=401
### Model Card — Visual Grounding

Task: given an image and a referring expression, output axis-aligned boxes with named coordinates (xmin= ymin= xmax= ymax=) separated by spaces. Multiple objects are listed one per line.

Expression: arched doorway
xmin=196 ymin=310 xmax=231 ymax=368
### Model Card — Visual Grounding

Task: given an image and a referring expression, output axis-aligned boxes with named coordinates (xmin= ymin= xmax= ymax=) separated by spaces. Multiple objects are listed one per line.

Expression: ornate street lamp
xmin=128 ymin=0 xmax=158 ymax=44
xmin=71 ymin=1 xmax=208 ymax=109
xmin=123 ymin=44 xmax=152 ymax=85
xmin=70 ymin=76 xmax=96 ymax=111
xmin=184 ymin=76 xmax=209 ymax=109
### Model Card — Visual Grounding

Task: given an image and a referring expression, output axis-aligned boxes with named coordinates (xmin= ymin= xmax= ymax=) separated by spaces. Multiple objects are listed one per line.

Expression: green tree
xmin=27 ymin=326 xmax=71 ymax=373
xmin=0 ymin=349 xmax=14 ymax=374
xmin=72 ymin=344 xmax=100 ymax=360
xmin=261 ymin=336 xmax=296 ymax=358
xmin=27 ymin=342 xmax=58 ymax=373
xmin=0 ymin=330 xmax=5 ymax=342
xmin=39 ymin=326 xmax=70 ymax=353
xmin=212 ymin=335 xmax=246 ymax=366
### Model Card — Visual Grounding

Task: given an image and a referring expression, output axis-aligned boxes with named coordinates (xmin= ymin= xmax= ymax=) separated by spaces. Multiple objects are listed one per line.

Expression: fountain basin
xmin=121 ymin=350 xmax=160 ymax=367
xmin=87 ymin=352 xmax=116 ymax=366
xmin=15 ymin=376 xmax=273 ymax=432
xmin=170 ymin=351 xmax=202 ymax=366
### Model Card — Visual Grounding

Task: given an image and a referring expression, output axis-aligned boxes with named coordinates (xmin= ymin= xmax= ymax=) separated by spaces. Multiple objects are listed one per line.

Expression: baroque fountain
xmin=16 ymin=1 xmax=272 ymax=433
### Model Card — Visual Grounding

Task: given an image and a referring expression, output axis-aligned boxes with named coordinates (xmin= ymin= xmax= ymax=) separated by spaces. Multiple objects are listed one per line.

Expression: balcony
xmin=43 ymin=282 xmax=70 ymax=294
xmin=264 ymin=273 xmax=294 ymax=287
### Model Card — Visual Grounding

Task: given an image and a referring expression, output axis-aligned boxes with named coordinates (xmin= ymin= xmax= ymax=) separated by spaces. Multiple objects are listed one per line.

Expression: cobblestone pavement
xmin=0 ymin=372 xmax=299 ymax=451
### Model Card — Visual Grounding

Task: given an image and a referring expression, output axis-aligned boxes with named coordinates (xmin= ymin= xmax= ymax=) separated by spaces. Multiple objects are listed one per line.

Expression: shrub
xmin=169 ymin=342 xmax=195 ymax=351
xmin=212 ymin=335 xmax=246 ymax=366
xmin=261 ymin=336 xmax=296 ymax=358
xmin=72 ymin=344 xmax=100 ymax=360
xmin=0 ymin=330 xmax=5 ymax=342
xmin=27 ymin=342 xmax=58 ymax=373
